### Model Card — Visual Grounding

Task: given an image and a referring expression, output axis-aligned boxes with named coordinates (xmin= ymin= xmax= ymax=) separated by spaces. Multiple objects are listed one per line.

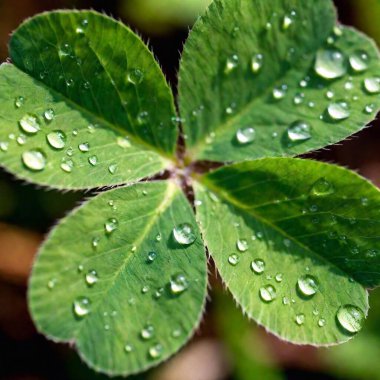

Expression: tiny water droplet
xmin=0 ymin=142 xmax=9 ymax=152
xmin=275 ymin=273 xmax=283 ymax=283
xmin=236 ymin=239 xmax=248 ymax=252
xmin=22 ymin=150 xmax=46 ymax=171
xmin=127 ymin=68 xmax=144 ymax=85
xmin=79 ymin=142 xmax=90 ymax=152
xmin=318 ymin=318 xmax=326 ymax=327
xmin=326 ymin=90 xmax=335 ymax=99
xmin=297 ymin=275 xmax=319 ymax=297
xmin=259 ymin=285 xmax=277 ymax=302
xmin=124 ymin=344 xmax=133 ymax=353
xmin=282 ymin=297 xmax=290 ymax=305
xmin=105 ymin=218 xmax=118 ymax=234
xmin=19 ymin=114 xmax=40 ymax=134
xmin=117 ymin=136 xmax=131 ymax=148
xmin=173 ymin=223 xmax=196 ymax=245
xmin=147 ymin=251 xmax=157 ymax=263
xmin=141 ymin=285 xmax=149 ymax=294
xmin=349 ymin=51 xmax=369 ymax=72
xmin=295 ymin=313 xmax=305 ymax=325
xmin=141 ymin=324 xmax=154 ymax=340
xmin=364 ymin=104 xmax=375 ymax=114
xmin=85 ymin=270 xmax=98 ymax=286
xmin=73 ymin=297 xmax=91 ymax=318
xmin=273 ymin=84 xmax=288 ymax=100
xmin=310 ymin=178 xmax=334 ymax=196
xmin=47 ymin=278 xmax=57 ymax=290
xmin=43 ymin=108 xmax=55 ymax=122
xmin=315 ymin=49 xmax=347 ymax=79
xmin=251 ymin=54 xmax=263 ymax=73
xmin=293 ymin=93 xmax=304 ymax=105
xmin=155 ymin=233 xmax=162 ymax=242
xmin=286 ymin=121 xmax=312 ymax=143
xmin=236 ymin=127 xmax=255 ymax=145
xmin=228 ymin=254 xmax=240 ymax=266
xmin=170 ymin=274 xmax=189 ymax=294
xmin=108 ymin=164 xmax=117 ymax=174
xmin=282 ymin=11 xmax=296 ymax=30
xmin=149 ymin=344 xmax=163 ymax=359
xmin=92 ymin=237 xmax=100 ymax=249
xmin=46 ymin=130 xmax=66 ymax=150
xmin=361 ymin=197 xmax=369 ymax=206
xmin=225 ymin=54 xmax=239 ymax=74
xmin=364 ymin=77 xmax=380 ymax=94
xmin=14 ymin=96 xmax=25 ymax=108
xmin=88 ymin=155 xmax=98 ymax=166
xmin=336 ymin=304 xmax=365 ymax=333
xmin=327 ymin=102 xmax=350 ymax=120
xmin=60 ymin=158 xmax=74 ymax=173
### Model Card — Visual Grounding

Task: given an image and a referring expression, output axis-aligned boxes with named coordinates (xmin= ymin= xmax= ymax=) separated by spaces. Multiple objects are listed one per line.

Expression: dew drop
xmin=251 ymin=54 xmax=263 ymax=73
xmin=364 ymin=104 xmax=375 ymax=114
xmin=60 ymin=158 xmax=73 ymax=173
xmin=251 ymin=259 xmax=265 ymax=274
xmin=318 ymin=318 xmax=326 ymax=327
xmin=73 ymin=297 xmax=91 ymax=318
xmin=295 ymin=313 xmax=305 ymax=325
xmin=297 ymin=274 xmax=319 ymax=297
xmin=43 ymin=108 xmax=55 ymax=122
xmin=364 ymin=77 xmax=380 ymax=94
xmin=79 ymin=142 xmax=90 ymax=152
xmin=310 ymin=178 xmax=334 ymax=196
xmin=46 ymin=130 xmax=66 ymax=150
xmin=236 ymin=239 xmax=249 ymax=252
xmin=349 ymin=51 xmax=369 ymax=72
xmin=327 ymin=102 xmax=350 ymax=120
xmin=14 ymin=96 xmax=25 ymax=108
xmin=273 ymin=84 xmax=288 ymax=100
xmin=105 ymin=218 xmax=118 ymax=234
xmin=19 ymin=114 xmax=41 ymax=134
xmin=275 ymin=273 xmax=283 ymax=283
xmin=173 ymin=223 xmax=196 ymax=245
xmin=259 ymin=285 xmax=277 ymax=302
xmin=124 ymin=344 xmax=133 ymax=353
xmin=149 ymin=344 xmax=163 ymax=359
xmin=236 ymin=127 xmax=255 ymax=145
xmin=85 ymin=270 xmax=98 ymax=286
xmin=336 ymin=304 xmax=365 ymax=333
xmin=88 ymin=155 xmax=98 ymax=166
xmin=22 ymin=150 xmax=46 ymax=171
xmin=228 ymin=254 xmax=240 ymax=266
xmin=286 ymin=121 xmax=312 ymax=143
xmin=108 ymin=164 xmax=117 ymax=174
xmin=141 ymin=285 xmax=149 ymax=294
xmin=147 ymin=251 xmax=157 ymax=263
xmin=170 ymin=274 xmax=189 ymax=294
xmin=315 ymin=48 xmax=347 ymax=79
xmin=141 ymin=324 xmax=154 ymax=340
xmin=0 ymin=142 xmax=9 ymax=152
xmin=225 ymin=54 xmax=239 ymax=74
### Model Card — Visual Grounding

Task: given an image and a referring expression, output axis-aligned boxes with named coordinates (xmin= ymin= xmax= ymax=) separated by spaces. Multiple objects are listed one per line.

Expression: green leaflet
xmin=0 ymin=11 xmax=177 ymax=189
xmin=179 ymin=0 xmax=380 ymax=162
xmin=28 ymin=181 xmax=207 ymax=376
xmin=194 ymin=158 xmax=380 ymax=344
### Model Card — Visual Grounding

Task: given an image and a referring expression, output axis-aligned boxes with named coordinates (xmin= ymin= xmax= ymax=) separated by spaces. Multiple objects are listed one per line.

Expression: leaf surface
xmin=194 ymin=158 xmax=380 ymax=344
xmin=29 ymin=181 xmax=207 ymax=375
xmin=179 ymin=0 xmax=380 ymax=162
xmin=0 ymin=11 xmax=177 ymax=189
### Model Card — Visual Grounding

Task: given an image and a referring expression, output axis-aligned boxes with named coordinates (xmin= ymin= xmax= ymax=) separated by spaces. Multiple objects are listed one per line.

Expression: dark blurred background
xmin=0 ymin=0 xmax=380 ymax=379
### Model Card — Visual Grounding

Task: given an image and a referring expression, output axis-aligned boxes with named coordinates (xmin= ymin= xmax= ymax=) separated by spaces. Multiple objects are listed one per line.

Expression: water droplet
xmin=85 ymin=270 xmax=98 ymax=286
xmin=14 ymin=96 xmax=25 ymax=108
xmin=79 ymin=142 xmax=90 ymax=152
xmin=282 ymin=11 xmax=296 ymax=30
xmin=236 ymin=127 xmax=255 ymax=145
xmin=275 ymin=273 xmax=283 ymax=282
xmin=43 ymin=108 xmax=55 ymax=122
xmin=108 ymin=164 xmax=117 ymax=174
xmin=310 ymin=178 xmax=335 ymax=196
xmin=282 ymin=297 xmax=290 ymax=305
xmin=105 ymin=218 xmax=118 ymax=234
xmin=286 ymin=121 xmax=312 ymax=143
xmin=273 ymin=84 xmax=288 ymax=100
xmin=315 ymin=48 xmax=347 ymax=79
xmin=19 ymin=114 xmax=41 ymax=134
xmin=361 ymin=197 xmax=369 ymax=206
xmin=22 ymin=150 xmax=46 ymax=171
xmin=124 ymin=343 xmax=133 ymax=353
xmin=47 ymin=278 xmax=57 ymax=290
xmin=327 ymin=102 xmax=350 ymax=120
xmin=259 ymin=285 xmax=277 ymax=302
xmin=141 ymin=324 xmax=154 ymax=340
xmin=349 ymin=51 xmax=369 ymax=72
xmin=61 ymin=158 xmax=73 ymax=173
xmin=318 ymin=318 xmax=326 ymax=327
xmin=149 ymin=344 xmax=163 ymax=359
xmin=225 ymin=103 xmax=236 ymax=115
xmin=326 ymin=90 xmax=335 ymax=99
xmin=117 ymin=136 xmax=131 ymax=148
xmin=155 ymin=233 xmax=162 ymax=242
xmin=173 ymin=223 xmax=196 ymax=245
xmin=73 ymin=297 xmax=91 ymax=318
xmin=364 ymin=77 xmax=380 ymax=94
xmin=236 ymin=239 xmax=248 ymax=252
xmin=141 ymin=285 xmax=149 ymax=294
xmin=336 ymin=304 xmax=365 ymax=333
xmin=293 ymin=93 xmax=305 ymax=105
xmin=228 ymin=254 xmax=240 ymax=266
xmin=66 ymin=78 xmax=74 ymax=87
xmin=170 ymin=274 xmax=189 ymax=294
xmin=0 ymin=142 xmax=9 ymax=152
xmin=251 ymin=54 xmax=263 ymax=73
xmin=127 ymin=68 xmax=144 ymax=85
xmin=137 ymin=111 xmax=149 ymax=125
xmin=92 ymin=237 xmax=100 ymax=249
xmin=88 ymin=155 xmax=98 ymax=166
xmin=364 ymin=103 xmax=375 ymax=114
xmin=297 ymin=274 xmax=319 ymax=297
xmin=46 ymin=130 xmax=66 ymax=150
xmin=295 ymin=313 xmax=305 ymax=325
xmin=225 ymin=54 xmax=239 ymax=74
xmin=147 ymin=251 xmax=157 ymax=263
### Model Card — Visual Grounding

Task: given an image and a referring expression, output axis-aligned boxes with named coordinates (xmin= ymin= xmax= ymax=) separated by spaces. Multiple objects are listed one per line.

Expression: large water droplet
xmin=105 ymin=218 xmax=118 ymax=234
xmin=297 ymin=274 xmax=319 ymax=297
xmin=315 ymin=49 xmax=347 ymax=79
xmin=22 ymin=150 xmax=46 ymax=171
xmin=336 ymin=304 xmax=365 ymax=333
xmin=47 ymin=130 xmax=66 ymax=150
xmin=251 ymin=54 xmax=263 ymax=73
xmin=228 ymin=254 xmax=240 ymax=266
xmin=286 ymin=121 xmax=312 ymax=143
xmin=236 ymin=127 xmax=255 ymax=145
xmin=310 ymin=178 xmax=335 ymax=196
xmin=127 ymin=68 xmax=144 ymax=85
xmin=236 ymin=239 xmax=248 ymax=252
xmin=327 ymin=102 xmax=350 ymax=120
xmin=141 ymin=324 xmax=154 ymax=340
xmin=85 ymin=270 xmax=98 ymax=286
xmin=364 ymin=77 xmax=380 ymax=94
xmin=170 ymin=274 xmax=189 ymax=294
xmin=173 ymin=223 xmax=196 ymax=245
xmin=225 ymin=54 xmax=239 ymax=74
xmin=259 ymin=285 xmax=276 ymax=302
xmin=251 ymin=259 xmax=265 ymax=274
xmin=19 ymin=114 xmax=41 ymax=134
xmin=73 ymin=297 xmax=91 ymax=318
xmin=149 ymin=344 xmax=163 ymax=359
